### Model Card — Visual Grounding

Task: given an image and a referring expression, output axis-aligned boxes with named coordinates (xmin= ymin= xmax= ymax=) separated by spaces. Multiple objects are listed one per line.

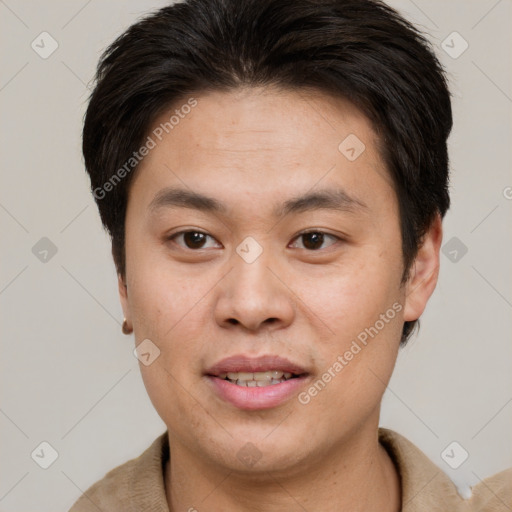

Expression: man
xmin=70 ymin=0 xmax=511 ymax=510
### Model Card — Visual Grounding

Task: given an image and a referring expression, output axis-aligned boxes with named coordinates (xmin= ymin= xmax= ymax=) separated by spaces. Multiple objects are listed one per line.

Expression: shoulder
xmin=68 ymin=431 xmax=169 ymax=512
xmin=378 ymin=428 xmax=512 ymax=512
xmin=467 ymin=466 xmax=512 ymax=512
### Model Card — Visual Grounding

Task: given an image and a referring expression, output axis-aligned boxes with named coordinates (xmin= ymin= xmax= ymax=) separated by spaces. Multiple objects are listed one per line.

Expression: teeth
xmin=235 ymin=378 xmax=287 ymax=387
xmin=228 ymin=371 xmax=253 ymax=380
xmin=222 ymin=370 xmax=297 ymax=387
xmin=227 ymin=370 xmax=286 ymax=381
xmin=254 ymin=371 xmax=274 ymax=382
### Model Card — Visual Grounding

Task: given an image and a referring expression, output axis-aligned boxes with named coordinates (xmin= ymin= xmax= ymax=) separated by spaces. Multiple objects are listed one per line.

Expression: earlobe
xmin=403 ymin=214 xmax=443 ymax=322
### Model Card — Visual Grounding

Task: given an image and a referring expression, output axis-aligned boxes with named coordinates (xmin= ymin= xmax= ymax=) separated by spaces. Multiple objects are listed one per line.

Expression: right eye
xmin=167 ymin=230 xmax=221 ymax=250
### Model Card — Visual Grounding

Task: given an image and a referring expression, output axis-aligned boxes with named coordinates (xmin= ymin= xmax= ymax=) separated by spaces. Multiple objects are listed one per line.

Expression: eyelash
xmin=167 ymin=229 xmax=342 ymax=251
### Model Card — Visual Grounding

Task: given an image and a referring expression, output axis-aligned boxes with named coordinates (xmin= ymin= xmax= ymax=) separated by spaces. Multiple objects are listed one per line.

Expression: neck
xmin=165 ymin=422 xmax=401 ymax=512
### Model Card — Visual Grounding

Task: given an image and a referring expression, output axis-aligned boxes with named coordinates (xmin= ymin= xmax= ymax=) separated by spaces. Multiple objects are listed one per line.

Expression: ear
xmin=403 ymin=214 xmax=443 ymax=322
xmin=118 ymin=272 xmax=131 ymax=324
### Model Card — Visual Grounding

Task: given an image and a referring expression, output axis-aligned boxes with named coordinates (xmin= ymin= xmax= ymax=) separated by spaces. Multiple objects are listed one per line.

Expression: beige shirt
xmin=69 ymin=428 xmax=511 ymax=511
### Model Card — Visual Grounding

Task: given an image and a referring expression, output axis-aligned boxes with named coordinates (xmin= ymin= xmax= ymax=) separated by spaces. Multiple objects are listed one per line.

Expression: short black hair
xmin=82 ymin=0 xmax=453 ymax=344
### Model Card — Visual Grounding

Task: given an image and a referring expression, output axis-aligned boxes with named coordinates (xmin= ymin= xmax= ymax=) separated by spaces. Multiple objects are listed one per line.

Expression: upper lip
xmin=205 ymin=355 xmax=308 ymax=376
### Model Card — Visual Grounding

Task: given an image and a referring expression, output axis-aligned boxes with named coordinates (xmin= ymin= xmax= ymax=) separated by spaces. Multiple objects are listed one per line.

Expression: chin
xmin=198 ymin=425 xmax=317 ymax=475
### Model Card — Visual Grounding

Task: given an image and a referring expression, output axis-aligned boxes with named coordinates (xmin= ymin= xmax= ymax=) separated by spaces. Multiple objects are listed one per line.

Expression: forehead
xmin=158 ymin=86 xmax=378 ymax=156
xmin=129 ymin=86 xmax=394 ymax=216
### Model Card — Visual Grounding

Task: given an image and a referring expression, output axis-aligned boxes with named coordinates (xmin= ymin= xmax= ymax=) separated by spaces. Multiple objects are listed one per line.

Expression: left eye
xmin=289 ymin=231 xmax=340 ymax=251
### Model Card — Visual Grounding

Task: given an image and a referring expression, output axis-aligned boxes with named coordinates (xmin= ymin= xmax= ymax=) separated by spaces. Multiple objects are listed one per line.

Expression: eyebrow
xmin=148 ymin=186 xmax=367 ymax=218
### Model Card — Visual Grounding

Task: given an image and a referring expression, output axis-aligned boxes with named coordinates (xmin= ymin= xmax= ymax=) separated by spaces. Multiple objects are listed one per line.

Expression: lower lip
xmin=206 ymin=375 xmax=308 ymax=410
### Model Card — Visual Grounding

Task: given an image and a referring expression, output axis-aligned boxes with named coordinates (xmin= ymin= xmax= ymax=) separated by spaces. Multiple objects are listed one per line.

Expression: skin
xmin=118 ymin=86 xmax=442 ymax=512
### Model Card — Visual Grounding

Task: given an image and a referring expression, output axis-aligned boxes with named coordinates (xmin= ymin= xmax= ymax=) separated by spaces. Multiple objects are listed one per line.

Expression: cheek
xmin=301 ymin=303 xmax=402 ymax=431
xmin=300 ymin=252 xmax=402 ymax=341
xmin=297 ymin=249 xmax=403 ymax=402
xmin=129 ymin=262 xmax=207 ymax=428
xmin=125 ymin=247 xmax=211 ymax=388
xmin=126 ymin=246 xmax=199 ymax=335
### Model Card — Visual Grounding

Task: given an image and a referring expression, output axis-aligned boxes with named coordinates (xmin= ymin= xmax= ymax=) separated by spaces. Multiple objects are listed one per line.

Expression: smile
xmin=221 ymin=370 xmax=296 ymax=387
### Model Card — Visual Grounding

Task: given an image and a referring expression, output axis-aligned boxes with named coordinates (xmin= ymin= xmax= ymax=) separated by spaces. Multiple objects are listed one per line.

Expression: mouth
xmin=204 ymin=355 xmax=310 ymax=410
xmin=215 ymin=370 xmax=303 ymax=387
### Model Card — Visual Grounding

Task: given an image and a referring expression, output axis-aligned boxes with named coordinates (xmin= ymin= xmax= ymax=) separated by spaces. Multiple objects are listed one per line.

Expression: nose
xmin=214 ymin=243 xmax=295 ymax=333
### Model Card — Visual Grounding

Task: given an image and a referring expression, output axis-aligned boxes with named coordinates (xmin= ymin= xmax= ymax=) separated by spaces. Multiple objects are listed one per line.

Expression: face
xmin=119 ymin=87 xmax=440 ymax=474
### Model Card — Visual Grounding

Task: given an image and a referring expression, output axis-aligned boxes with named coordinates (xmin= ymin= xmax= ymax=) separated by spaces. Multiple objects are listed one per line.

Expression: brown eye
xmin=291 ymin=231 xmax=339 ymax=251
xmin=169 ymin=230 xmax=218 ymax=250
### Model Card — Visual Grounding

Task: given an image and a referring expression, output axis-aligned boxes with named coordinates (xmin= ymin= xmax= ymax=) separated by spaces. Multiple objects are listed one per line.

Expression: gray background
xmin=0 ymin=0 xmax=511 ymax=510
